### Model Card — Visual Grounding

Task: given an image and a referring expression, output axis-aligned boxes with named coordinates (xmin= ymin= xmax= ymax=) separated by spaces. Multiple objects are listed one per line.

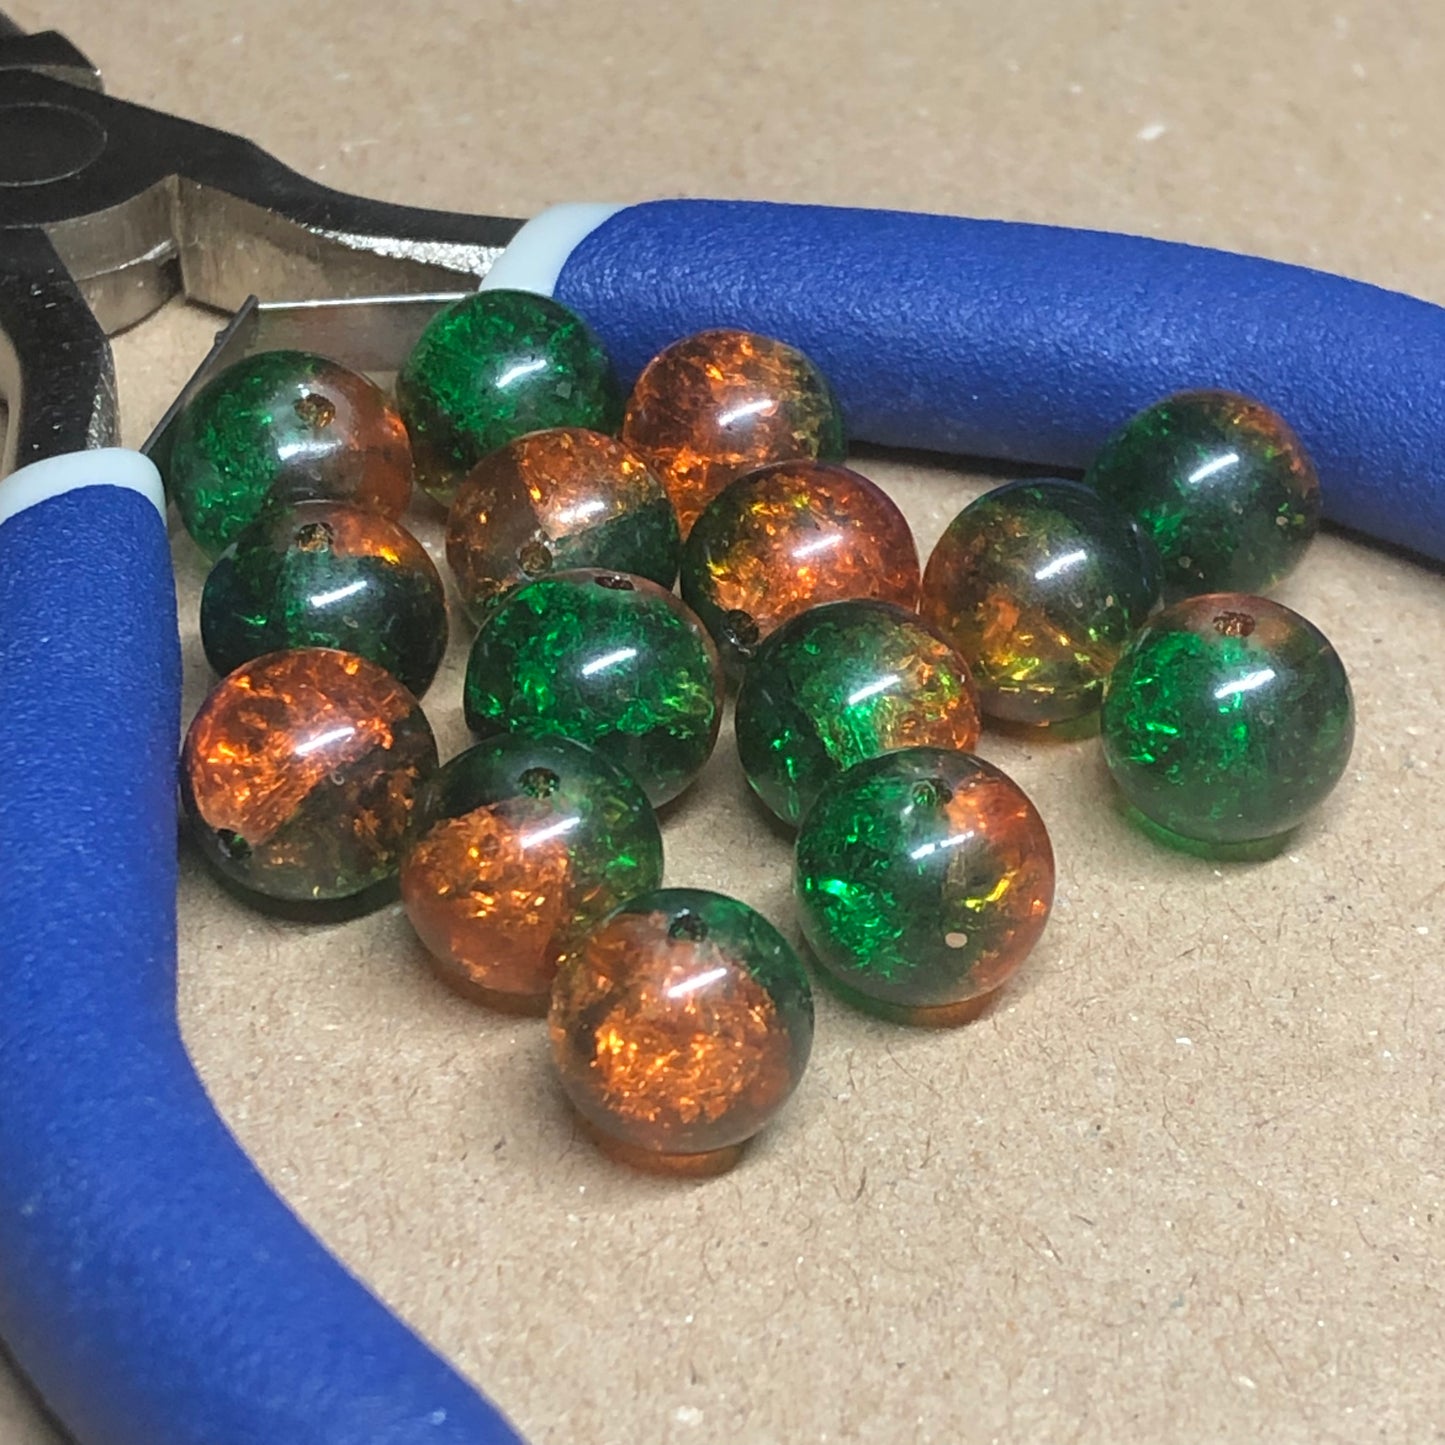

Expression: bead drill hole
xmin=294 ymin=521 xmax=334 ymax=552
xmin=722 ymin=609 xmax=760 ymax=655
xmin=594 ymin=574 xmax=635 ymax=591
xmin=519 ymin=767 xmax=561 ymax=799
xmin=1213 ymin=610 xmax=1256 ymax=637
xmin=518 ymin=540 xmax=553 ymax=577
xmin=216 ymin=829 xmax=251 ymax=861
xmin=668 ymin=911 xmax=709 ymax=942
xmin=910 ymin=779 xmax=953 ymax=809
xmin=294 ymin=392 xmax=336 ymax=428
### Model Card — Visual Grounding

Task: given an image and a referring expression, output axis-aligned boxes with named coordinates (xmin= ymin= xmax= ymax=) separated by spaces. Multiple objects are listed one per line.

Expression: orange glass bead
xmin=549 ymin=889 xmax=813 ymax=1173
xmin=445 ymin=427 xmax=680 ymax=618
xmin=180 ymin=647 xmax=437 ymax=914
xmin=622 ymin=329 xmax=845 ymax=536
xmin=680 ymin=460 xmax=921 ymax=673
xmin=400 ymin=733 xmax=663 ymax=1013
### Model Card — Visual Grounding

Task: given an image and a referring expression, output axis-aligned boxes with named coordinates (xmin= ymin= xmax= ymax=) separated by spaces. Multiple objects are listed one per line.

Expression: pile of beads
xmin=166 ymin=290 xmax=1355 ymax=1173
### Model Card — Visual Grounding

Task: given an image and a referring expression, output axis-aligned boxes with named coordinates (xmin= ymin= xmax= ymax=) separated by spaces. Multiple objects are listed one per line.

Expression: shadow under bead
xmin=201 ymin=501 xmax=449 ymax=698
xmin=445 ymin=427 xmax=680 ymax=620
xmin=681 ymin=458 xmax=920 ymax=678
xmin=548 ymin=888 xmax=813 ymax=1173
xmin=166 ymin=348 xmax=414 ymax=559
xmin=180 ymin=648 xmax=438 ymax=915
xmin=794 ymin=747 xmax=1054 ymax=1023
xmin=400 ymin=733 xmax=663 ymax=1014
xmin=1083 ymin=389 xmax=1321 ymax=599
xmin=622 ymin=328 xmax=846 ymax=536
xmin=920 ymin=477 xmax=1162 ymax=727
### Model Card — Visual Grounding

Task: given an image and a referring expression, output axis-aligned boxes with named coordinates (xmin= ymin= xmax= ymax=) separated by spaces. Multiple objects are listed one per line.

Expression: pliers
xmin=2 ymin=15 xmax=1444 ymax=1445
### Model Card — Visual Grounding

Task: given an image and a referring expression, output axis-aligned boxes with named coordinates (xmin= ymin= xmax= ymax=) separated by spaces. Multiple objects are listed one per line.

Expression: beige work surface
xmin=3 ymin=2 xmax=1444 ymax=1441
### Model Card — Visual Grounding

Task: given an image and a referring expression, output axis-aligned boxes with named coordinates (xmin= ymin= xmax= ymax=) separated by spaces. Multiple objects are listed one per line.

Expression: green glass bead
xmin=396 ymin=290 xmax=622 ymax=506
xmin=463 ymin=570 xmax=723 ymax=807
xmin=401 ymin=733 xmax=662 ymax=1011
xmin=794 ymin=748 xmax=1055 ymax=1022
xmin=735 ymin=600 xmax=982 ymax=827
xmin=920 ymin=478 xmax=1162 ymax=726
xmin=1084 ymin=389 xmax=1321 ymax=599
xmin=167 ymin=349 xmax=413 ymax=559
xmin=1100 ymin=593 xmax=1354 ymax=846
xmin=201 ymin=501 xmax=449 ymax=698
xmin=550 ymin=887 xmax=813 ymax=1167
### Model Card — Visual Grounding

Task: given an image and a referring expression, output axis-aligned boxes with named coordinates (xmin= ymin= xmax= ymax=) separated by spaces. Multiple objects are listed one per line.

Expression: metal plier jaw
xmin=0 ymin=15 xmax=520 ymax=474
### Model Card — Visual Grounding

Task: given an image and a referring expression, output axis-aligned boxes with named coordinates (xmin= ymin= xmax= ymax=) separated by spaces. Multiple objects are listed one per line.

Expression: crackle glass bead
xmin=920 ymin=478 xmax=1162 ymax=726
xmin=463 ymin=570 xmax=722 ymax=807
xmin=201 ymin=501 xmax=448 ymax=698
xmin=794 ymin=747 xmax=1054 ymax=1022
xmin=549 ymin=888 xmax=813 ymax=1171
xmin=622 ymin=329 xmax=845 ymax=535
xmin=735 ymin=600 xmax=981 ymax=827
xmin=445 ymin=427 xmax=679 ymax=618
xmin=401 ymin=733 xmax=662 ymax=1012
xmin=167 ymin=350 xmax=413 ymax=559
xmin=681 ymin=459 xmax=920 ymax=676
xmin=1100 ymin=593 xmax=1354 ymax=846
xmin=397 ymin=290 xmax=621 ymax=506
xmin=1084 ymin=389 xmax=1321 ymax=599
xmin=181 ymin=648 xmax=438 ymax=913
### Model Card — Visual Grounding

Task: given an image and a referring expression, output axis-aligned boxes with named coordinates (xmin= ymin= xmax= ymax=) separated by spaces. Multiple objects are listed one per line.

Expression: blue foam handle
xmin=554 ymin=198 xmax=1445 ymax=562
xmin=0 ymin=477 xmax=520 ymax=1445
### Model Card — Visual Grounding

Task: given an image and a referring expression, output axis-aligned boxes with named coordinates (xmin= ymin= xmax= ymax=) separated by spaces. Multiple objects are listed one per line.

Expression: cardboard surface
xmin=3 ymin=2 xmax=1443 ymax=1441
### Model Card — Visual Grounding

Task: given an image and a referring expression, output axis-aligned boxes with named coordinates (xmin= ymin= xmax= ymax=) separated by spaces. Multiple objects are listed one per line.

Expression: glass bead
xmin=1083 ymin=389 xmax=1321 ymax=599
xmin=445 ymin=427 xmax=679 ymax=619
xmin=735 ymin=600 xmax=981 ymax=827
xmin=549 ymin=888 xmax=813 ymax=1172
xmin=181 ymin=648 xmax=438 ymax=913
xmin=1100 ymin=593 xmax=1354 ymax=847
xmin=794 ymin=747 xmax=1054 ymax=1023
xmin=463 ymin=570 xmax=723 ymax=807
xmin=680 ymin=459 xmax=920 ymax=676
xmin=201 ymin=501 xmax=449 ymax=698
xmin=622 ymin=328 xmax=846 ymax=535
xmin=396 ymin=290 xmax=622 ymax=507
xmin=401 ymin=733 xmax=663 ymax=1012
xmin=167 ymin=349 xmax=413 ymax=559
xmin=920 ymin=477 xmax=1162 ymax=726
